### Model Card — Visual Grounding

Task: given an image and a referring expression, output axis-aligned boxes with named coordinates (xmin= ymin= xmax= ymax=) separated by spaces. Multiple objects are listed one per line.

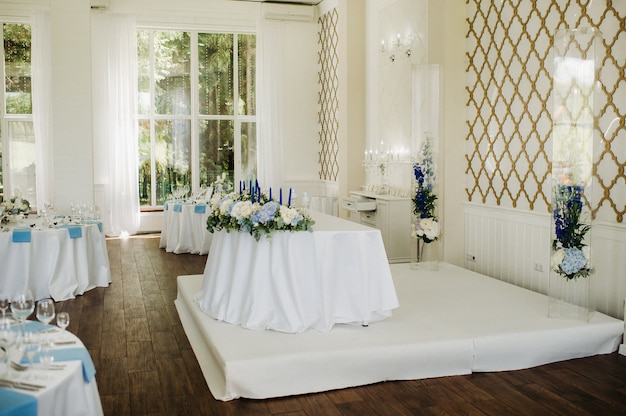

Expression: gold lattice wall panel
xmin=466 ymin=0 xmax=625 ymax=222
xmin=317 ymin=8 xmax=339 ymax=182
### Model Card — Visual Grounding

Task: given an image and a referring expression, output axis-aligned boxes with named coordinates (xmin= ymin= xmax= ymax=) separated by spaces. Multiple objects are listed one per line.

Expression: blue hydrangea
xmin=290 ymin=213 xmax=304 ymax=226
xmin=560 ymin=247 xmax=587 ymax=275
xmin=252 ymin=201 xmax=279 ymax=224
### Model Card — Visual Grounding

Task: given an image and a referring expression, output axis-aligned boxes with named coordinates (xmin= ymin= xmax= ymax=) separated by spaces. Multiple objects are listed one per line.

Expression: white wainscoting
xmin=464 ymin=203 xmax=626 ymax=320
xmin=138 ymin=211 xmax=163 ymax=234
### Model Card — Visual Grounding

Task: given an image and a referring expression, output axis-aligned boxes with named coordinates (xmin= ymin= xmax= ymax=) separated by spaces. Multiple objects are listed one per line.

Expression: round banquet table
xmin=194 ymin=210 xmax=399 ymax=333
xmin=160 ymin=202 xmax=213 ymax=255
xmin=0 ymin=219 xmax=111 ymax=301
xmin=0 ymin=320 xmax=103 ymax=416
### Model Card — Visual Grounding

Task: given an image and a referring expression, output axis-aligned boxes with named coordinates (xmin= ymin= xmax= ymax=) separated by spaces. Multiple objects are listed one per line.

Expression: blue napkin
xmin=173 ymin=204 xmax=183 ymax=212
xmin=0 ymin=389 xmax=37 ymax=416
xmin=22 ymin=321 xmax=50 ymax=332
xmin=11 ymin=229 xmax=31 ymax=243
xmin=164 ymin=202 xmax=169 ymax=211
xmin=60 ymin=224 xmax=82 ymax=239
xmin=25 ymin=348 xmax=96 ymax=383
xmin=194 ymin=205 xmax=206 ymax=214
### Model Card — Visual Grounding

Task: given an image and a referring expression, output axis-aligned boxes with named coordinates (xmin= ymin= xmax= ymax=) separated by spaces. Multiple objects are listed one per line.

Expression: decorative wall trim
xmin=317 ymin=7 xmax=339 ymax=182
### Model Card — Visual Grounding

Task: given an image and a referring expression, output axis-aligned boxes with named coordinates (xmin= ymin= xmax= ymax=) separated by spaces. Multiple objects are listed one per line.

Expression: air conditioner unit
xmin=90 ymin=0 xmax=110 ymax=10
xmin=262 ymin=3 xmax=316 ymax=22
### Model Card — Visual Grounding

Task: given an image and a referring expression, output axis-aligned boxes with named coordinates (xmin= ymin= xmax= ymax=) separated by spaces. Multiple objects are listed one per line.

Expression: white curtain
xmin=256 ymin=17 xmax=285 ymax=189
xmin=91 ymin=13 xmax=140 ymax=236
xmin=31 ymin=11 xmax=54 ymax=209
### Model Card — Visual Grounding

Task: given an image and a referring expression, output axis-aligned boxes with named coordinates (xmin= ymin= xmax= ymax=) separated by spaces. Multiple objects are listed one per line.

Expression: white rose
xmin=551 ymin=249 xmax=565 ymax=269
xmin=231 ymin=201 xmax=254 ymax=219
xmin=280 ymin=206 xmax=297 ymax=225
xmin=420 ymin=218 xmax=440 ymax=240
xmin=219 ymin=199 xmax=233 ymax=215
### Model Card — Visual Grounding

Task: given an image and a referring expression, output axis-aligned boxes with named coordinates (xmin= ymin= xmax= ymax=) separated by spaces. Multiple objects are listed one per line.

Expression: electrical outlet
xmin=466 ymin=253 xmax=476 ymax=262
xmin=534 ymin=263 xmax=544 ymax=272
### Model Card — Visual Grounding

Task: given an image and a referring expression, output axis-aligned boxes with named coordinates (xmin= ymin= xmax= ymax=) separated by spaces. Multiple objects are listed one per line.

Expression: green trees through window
xmin=138 ymin=30 xmax=256 ymax=207
xmin=1 ymin=22 xmax=34 ymax=206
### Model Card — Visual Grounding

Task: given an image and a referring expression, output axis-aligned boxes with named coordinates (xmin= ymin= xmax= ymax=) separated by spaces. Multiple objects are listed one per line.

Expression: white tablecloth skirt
xmin=194 ymin=212 xmax=399 ymax=333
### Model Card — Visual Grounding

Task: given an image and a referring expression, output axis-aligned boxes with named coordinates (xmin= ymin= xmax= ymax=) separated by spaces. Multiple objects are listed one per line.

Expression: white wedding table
xmin=160 ymin=202 xmax=213 ymax=255
xmin=0 ymin=220 xmax=110 ymax=301
xmin=0 ymin=320 xmax=103 ymax=416
xmin=194 ymin=211 xmax=399 ymax=333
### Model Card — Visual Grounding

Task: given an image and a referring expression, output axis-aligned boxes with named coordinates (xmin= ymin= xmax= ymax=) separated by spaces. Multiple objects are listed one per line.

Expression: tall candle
xmin=239 ymin=181 xmax=242 ymax=194
xmin=288 ymin=188 xmax=292 ymax=206
xmin=269 ymin=187 xmax=272 ymax=201
xmin=280 ymin=188 xmax=283 ymax=205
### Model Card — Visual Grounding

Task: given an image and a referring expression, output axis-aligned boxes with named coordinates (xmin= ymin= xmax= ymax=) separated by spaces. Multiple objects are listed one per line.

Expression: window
xmin=137 ymin=29 xmax=256 ymax=208
xmin=1 ymin=22 xmax=34 ymax=206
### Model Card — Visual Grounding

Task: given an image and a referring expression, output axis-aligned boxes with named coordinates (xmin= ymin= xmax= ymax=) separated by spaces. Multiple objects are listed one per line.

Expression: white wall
xmin=50 ymin=0 xmax=94 ymax=212
xmin=365 ymin=0 xmax=467 ymax=266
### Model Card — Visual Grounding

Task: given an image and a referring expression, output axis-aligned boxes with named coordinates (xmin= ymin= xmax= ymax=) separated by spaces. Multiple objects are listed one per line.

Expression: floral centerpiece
xmin=411 ymin=135 xmax=439 ymax=245
xmin=1 ymin=195 xmax=30 ymax=223
xmin=207 ymin=191 xmax=315 ymax=241
xmin=551 ymin=184 xmax=590 ymax=280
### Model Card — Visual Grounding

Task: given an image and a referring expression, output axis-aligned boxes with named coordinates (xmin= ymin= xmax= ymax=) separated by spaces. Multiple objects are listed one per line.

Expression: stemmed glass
xmin=56 ymin=312 xmax=70 ymax=340
xmin=0 ymin=319 xmax=18 ymax=377
xmin=0 ymin=296 xmax=8 ymax=320
xmin=22 ymin=331 xmax=41 ymax=378
xmin=36 ymin=299 xmax=55 ymax=328
xmin=39 ymin=340 xmax=55 ymax=376
xmin=11 ymin=289 xmax=34 ymax=334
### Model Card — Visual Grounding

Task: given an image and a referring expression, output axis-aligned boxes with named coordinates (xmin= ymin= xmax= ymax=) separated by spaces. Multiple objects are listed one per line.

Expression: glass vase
xmin=410 ymin=237 xmax=440 ymax=271
xmin=548 ymin=27 xmax=600 ymax=321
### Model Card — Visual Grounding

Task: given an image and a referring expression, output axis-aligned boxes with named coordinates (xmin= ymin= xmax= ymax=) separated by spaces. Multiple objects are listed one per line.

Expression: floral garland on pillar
xmin=411 ymin=135 xmax=439 ymax=261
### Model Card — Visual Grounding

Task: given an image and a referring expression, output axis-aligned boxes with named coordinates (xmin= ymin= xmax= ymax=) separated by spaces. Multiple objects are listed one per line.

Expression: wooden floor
xmin=52 ymin=234 xmax=626 ymax=416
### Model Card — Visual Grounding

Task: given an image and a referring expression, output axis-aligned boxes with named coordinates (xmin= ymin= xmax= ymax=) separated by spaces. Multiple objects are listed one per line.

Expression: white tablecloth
xmin=0 ymin=222 xmax=111 ymax=301
xmin=194 ymin=211 xmax=399 ymax=333
xmin=0 ymin=321 xmax=103 ymax=416
xmin=160 ymin=203 xmax=213 ymax=255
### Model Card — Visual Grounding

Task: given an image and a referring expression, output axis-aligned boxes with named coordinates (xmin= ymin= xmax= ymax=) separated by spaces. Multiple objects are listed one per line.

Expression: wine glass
xmin=56 ymin=312 xmax=70 ymax=340
xmin=22 ymin=331 xmax=41 ymax=378
xmin=11 ymin=289 xmax=34 ymax=334
xmin=0 ymin=296 xmax=9 ymax=320
xmin=36 ymin=299 xmax=56 ymax=343
xmin=0 ymin=319 xmax=18 ymax=377
xmin=39 ymin=340 xmax=55 ymax=376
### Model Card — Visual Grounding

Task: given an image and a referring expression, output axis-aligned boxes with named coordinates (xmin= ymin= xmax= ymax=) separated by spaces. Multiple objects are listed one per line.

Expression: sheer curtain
xmin=31 ymin=11 xmax=54 ymax=209
xmin=91 ymin=13 xmax=139 ymax=236
xmin=256 ymin=17 xmax=285 ymax=188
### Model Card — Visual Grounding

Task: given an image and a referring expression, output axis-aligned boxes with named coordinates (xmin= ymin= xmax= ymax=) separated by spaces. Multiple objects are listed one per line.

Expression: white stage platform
xmin=175 ymin=262 xmax=624 ymax=401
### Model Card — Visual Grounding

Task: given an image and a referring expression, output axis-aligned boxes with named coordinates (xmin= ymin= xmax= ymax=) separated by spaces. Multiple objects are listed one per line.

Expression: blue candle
xmin=280 ymin=188 xmax=283 ymax=205
xmin=251 ymin=186 xmax=255 ymax=201
xmin=249 ymin=180 xmax=252 ymax=195
xmin=239 ymin=181 xmax=242 ymax=194
xmin=288 ymin=188 xmax=292 ymax=206
xmin=269 ymin=187 xmax=272 ymax=201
